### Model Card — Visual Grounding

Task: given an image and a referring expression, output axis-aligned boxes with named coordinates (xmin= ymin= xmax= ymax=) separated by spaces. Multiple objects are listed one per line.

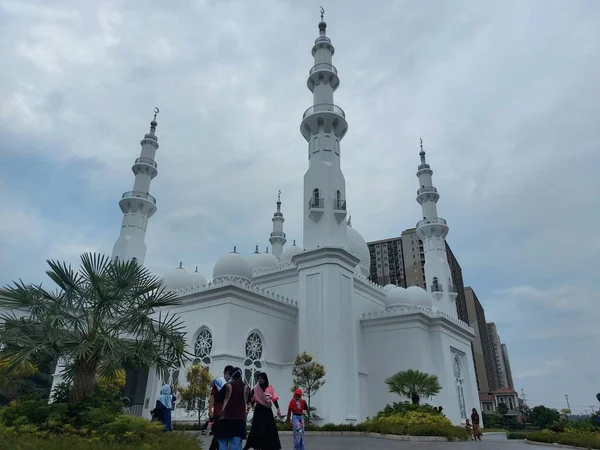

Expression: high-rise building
xmin=368 ymin=237 xmax=406 ymax=287
xmin=464 ymin=287 xmax=499 ymax=392
xmin=501 ymin=343 xmax=515 ymax=390
xmin=487 ymin=322 xmax=512 ymax=389
xmin=368 ymin=228 xmax=469 ymax=324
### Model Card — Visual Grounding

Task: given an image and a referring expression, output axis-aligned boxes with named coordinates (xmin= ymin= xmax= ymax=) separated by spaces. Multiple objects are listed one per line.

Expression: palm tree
xmin=0 ymin=253 xmax=189 ymax=402
xmin=385 ymin=369 xmax=442 ymax=404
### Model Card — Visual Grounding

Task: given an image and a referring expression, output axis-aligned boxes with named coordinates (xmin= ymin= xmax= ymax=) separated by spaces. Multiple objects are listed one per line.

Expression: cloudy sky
xmin=1 ymin=0 xmax=599 ymax=414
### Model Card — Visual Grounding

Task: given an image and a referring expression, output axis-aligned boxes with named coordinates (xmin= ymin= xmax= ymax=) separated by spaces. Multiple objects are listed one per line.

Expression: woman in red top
xmin=286 ymin=389 xmax=308 ymax=450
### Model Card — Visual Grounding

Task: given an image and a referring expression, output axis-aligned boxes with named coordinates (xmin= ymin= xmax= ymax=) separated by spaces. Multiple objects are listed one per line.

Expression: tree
xmin=179 ymin=364 xmax=213 ymax=426
xmin=497 ymin=402 xmax=509 ymax=416
xmin=291 ymin=352 xmax=326 ymax=428
xmin=385 ymin=369 xmax=442 ymax=405
xmin=529 ymin=405 xmax=561 ymax=429
xmin=0 ymin=253 xmax=189 ymax=402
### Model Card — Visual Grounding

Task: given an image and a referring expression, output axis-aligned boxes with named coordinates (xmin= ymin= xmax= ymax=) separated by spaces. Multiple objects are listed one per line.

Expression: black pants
xmin=209 ymin=418 xmax=220 ymax=450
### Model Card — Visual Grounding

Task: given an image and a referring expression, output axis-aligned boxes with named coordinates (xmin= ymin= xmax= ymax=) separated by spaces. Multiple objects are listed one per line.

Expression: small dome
xmin=383 ymin=284 xmax=397 ymax=293
xmin=259 ymin=247 xmax=279 ymax=269
xmin=163 ymin=263 xmax=193 ymax=290
xmin=405 ymin=286 xmax=433 ymax=307
xmin=385 ymin=286 xmax=412 ymax=308
xmin=213 ymin=247 xmax=253 ymax=281
xmin=191 ymin=266 xmax=207 ymax=286
xmin=247 ymin=246 xmax=265 ymax=271
xmin=281 ymin=240 xmax=303 ymax=262
xmin=346 ymin=224 xmax=370 ymax=277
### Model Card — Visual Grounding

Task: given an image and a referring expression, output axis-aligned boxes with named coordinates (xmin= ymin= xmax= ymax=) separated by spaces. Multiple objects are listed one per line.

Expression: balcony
xmin=416 ymin=217 xmax=447 ymax=228
xmin=448 ymin=284 xmax=458 ymax=294
xmin=431 ymin=283 xmax=443 ymax=293
xmin=122 ymin=191 xmax=156 ymax=205
xmin=135 ymin=157 xmax=157 ymax=168
xmin=417 ymin=186 xmax=437 ymax=195
xmin=333 ymin=198 xmax=347 ymax=211
xmin=303 ymin=103 xmax=346 ymax=120
xmin=309 ymin=197 xmax=325 ymax=209
xmin=309 ymin=63 xmax=338 ymax=76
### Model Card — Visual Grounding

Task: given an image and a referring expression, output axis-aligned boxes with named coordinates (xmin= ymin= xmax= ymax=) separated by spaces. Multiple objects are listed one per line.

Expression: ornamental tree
xmin=385 ymin=369 xmax=442 ymax=405
xmin=0 ymin=253 xmax=189 ymax=402
xmin=179 ymin=364 xmax=213 ymax=426
xmin=291 ymin=351 xmax=326 ymax=428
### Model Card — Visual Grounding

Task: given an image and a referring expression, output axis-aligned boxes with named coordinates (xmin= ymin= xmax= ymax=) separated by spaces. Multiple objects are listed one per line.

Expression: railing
xmin=333 ymin=198 xmax=347 ymax=210
xmin=123 ymin=403 xmax=144 ymax=417
xmin=417 ymin=217 xmax=447 ymax=228
xmin=303 ymin=103 xmax=346 ymax=120
xmin=448 ymin=285 xmax=458 ymax=293
xmin=431 ymin=284 xmax=443 ymax=293
xmin=135 ymin=157 xmax=157 ymax=168
xmin=309 ymin=63 xmax=338 ymax=76
xmin=122 ymin=191 xmax=157 ymax=205
xmin=270 ymin=230 xmax=286 ymax=238
xmin=309 ymin=197 xmax=325 ymax=209
xmin=417 ymin=186 xmax=437 ymax=195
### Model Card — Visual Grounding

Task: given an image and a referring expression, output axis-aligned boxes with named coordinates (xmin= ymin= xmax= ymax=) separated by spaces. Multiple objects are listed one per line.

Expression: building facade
xmin=501 ymin=343 xmax=515 ymax=390
xmin=487 ymin=322 xmax=511 ymax=389
xmin=368 ymin=230 xmax=469 ymax=325
xmin=464 ymin=286 xmax=499 ymax=392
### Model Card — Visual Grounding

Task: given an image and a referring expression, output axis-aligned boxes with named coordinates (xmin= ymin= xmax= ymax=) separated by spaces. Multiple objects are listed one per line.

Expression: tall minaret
xmin=269 ymin=190 xmax=286 ymax=259
xmin=415 ymin=139 xmax=458 ymax=318
xmin=111 ymin=108 xmax=160 ymax=266
xmin=301 ymin=7 xmax=348 ymax=250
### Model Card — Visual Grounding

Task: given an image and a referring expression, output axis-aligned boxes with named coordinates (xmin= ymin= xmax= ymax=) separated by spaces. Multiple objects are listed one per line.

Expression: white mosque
xmin=71 ymin=14 xmax=478 ymax=425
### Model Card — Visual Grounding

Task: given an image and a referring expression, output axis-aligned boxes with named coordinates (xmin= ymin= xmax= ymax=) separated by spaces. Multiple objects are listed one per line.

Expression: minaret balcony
xmin=122 ymin=190 xmax=157 ymax=205
xmin=308 ymin=197 xmax=325 ymax=220
xmin=417 ymin=217 xmax=447 ymax=228
xmin=333 ymin=198 xmax=347 ymax=221
xmin=307 ymin=63 xmax=340 ymax=92
xmin=270 ymin=230 xmax=286 ymax=238
xmin=417 ymin=186 xmax=437 ymax=195
xmin=431 ymin=284 xmax=443 ymax=293
xmin=135 ymin=157 xmax=157 ymax=169
xmin=448 ymin=284 xmax=458 ymax=294
xmin=301 ymin=103 xmax=348 ymax=142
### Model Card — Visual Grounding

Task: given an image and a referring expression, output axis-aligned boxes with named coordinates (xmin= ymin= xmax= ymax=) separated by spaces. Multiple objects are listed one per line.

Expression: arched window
xmin=243 ymin=331 xmax=263 ymax=385
xmin=194 ymin=327 xmax=213 ymax=366
xmin=453 ymin=353 xmax=467 ymax=419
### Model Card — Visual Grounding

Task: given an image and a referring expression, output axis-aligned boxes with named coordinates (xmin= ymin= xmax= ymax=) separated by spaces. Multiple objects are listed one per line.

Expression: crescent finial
xmin=320 ymin=6 xmax=325 ymax=19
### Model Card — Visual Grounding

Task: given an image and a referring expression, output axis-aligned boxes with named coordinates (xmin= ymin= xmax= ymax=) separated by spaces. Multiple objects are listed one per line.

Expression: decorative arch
xmin=453 ymin=352 xmax=467 ymax=419
xmin=194 ymin=326 xmax=213 ymax=366
xmin=243 ymin=331 xmax=264 ymax=385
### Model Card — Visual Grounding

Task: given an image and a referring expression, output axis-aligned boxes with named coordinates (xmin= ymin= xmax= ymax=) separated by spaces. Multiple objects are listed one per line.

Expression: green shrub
xmin=0 ymin=426 xmax=201 ymax=449
xmin=527 ymin=430 xmax=600 ymax=449
xmin=507 ymin=431 xmax=531 ymax=439
xmin=377 ymin=402 xmax=440 ymax=418
xmin=96 ymin=415 xmax=164 ymax=444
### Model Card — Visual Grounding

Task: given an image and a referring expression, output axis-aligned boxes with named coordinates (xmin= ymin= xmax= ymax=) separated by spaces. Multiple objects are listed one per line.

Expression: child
xmin=465 ymin=418 xmax=474 ymax=441
xmin=286 ymin=389 xmax=309 ymax=450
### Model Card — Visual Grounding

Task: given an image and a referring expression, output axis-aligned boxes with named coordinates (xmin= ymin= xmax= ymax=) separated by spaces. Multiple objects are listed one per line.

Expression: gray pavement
xmin=198 ymin=433 xmax=555 ymax=450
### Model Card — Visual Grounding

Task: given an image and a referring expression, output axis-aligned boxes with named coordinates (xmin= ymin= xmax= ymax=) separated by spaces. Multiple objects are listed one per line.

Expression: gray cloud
xmin=1 ymin=0 xmax=599 ymax=413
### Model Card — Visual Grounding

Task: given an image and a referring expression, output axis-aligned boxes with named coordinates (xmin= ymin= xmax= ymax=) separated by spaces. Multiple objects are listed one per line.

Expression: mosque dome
xmin=405 ymin=285 xmax=434 ymax=307
xmin=247 ymin=246 xmax=279 ymax=272
xmin=213 ymin=247 xmax=253 ymax=281
xmin=346 ymin=223 xmax=370 ymax=277
xmin=383 ymin=284 xmax=397 ymax=293
xmin=191 ymin=266 xmax=207 ymax=286
xmin=384 ymin=286 xmax=412 ymax=308
xmin=259 ymin=248 xmax=279 ymax=269
xmin=163 ymin=263 xmax=193 ymax=290
xmin=280 ymin=240 xmax=303 ymax=262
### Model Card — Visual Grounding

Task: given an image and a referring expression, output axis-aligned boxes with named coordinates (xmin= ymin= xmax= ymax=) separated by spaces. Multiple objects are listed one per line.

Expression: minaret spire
xmin=414 ymin=140 xmax=457 ymax=318
xmin=301 ymin=9 xmax=348 ymax=250
xmin=269 ymin=190 xmax=287 ymax=259
xmin=111 ymin=108 xmax=160 ymax=266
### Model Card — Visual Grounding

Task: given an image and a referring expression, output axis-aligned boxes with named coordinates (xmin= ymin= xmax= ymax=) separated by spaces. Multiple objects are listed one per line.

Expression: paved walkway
xmin=199 ymin=434 xmax=555 ymax=450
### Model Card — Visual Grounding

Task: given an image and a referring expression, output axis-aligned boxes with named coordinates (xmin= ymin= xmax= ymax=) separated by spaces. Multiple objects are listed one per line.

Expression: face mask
xmin=224 ymin=373 xmax=231 ymax=381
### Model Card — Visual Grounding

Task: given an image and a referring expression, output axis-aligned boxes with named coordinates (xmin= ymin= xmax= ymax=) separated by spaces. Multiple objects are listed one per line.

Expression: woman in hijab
xmin=244 ymin=372 xmax=282 ymax=450
xmin=286 ymin=388 xmax=308 ymax=450
xmin=152 ymin=384 xmax=177 ymax=431
xmin=471 ymin=407 xmax=482 ymax=441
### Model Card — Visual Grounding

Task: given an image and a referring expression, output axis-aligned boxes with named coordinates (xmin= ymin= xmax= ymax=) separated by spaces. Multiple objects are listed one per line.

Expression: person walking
xmin=216 ymin=367 xmax=250 ymax=450
xmin=151 ymin=384 xmax=177 ymax=431
xmin=286 ymin=388 xmax=308 ymax=450
xmin=208 ymin=365 xmax=234 ymax=450
xmin=244 ymin=372 xmax=282 ymax=450
xmin=471 ymin=408 xmax=482 ymax=441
